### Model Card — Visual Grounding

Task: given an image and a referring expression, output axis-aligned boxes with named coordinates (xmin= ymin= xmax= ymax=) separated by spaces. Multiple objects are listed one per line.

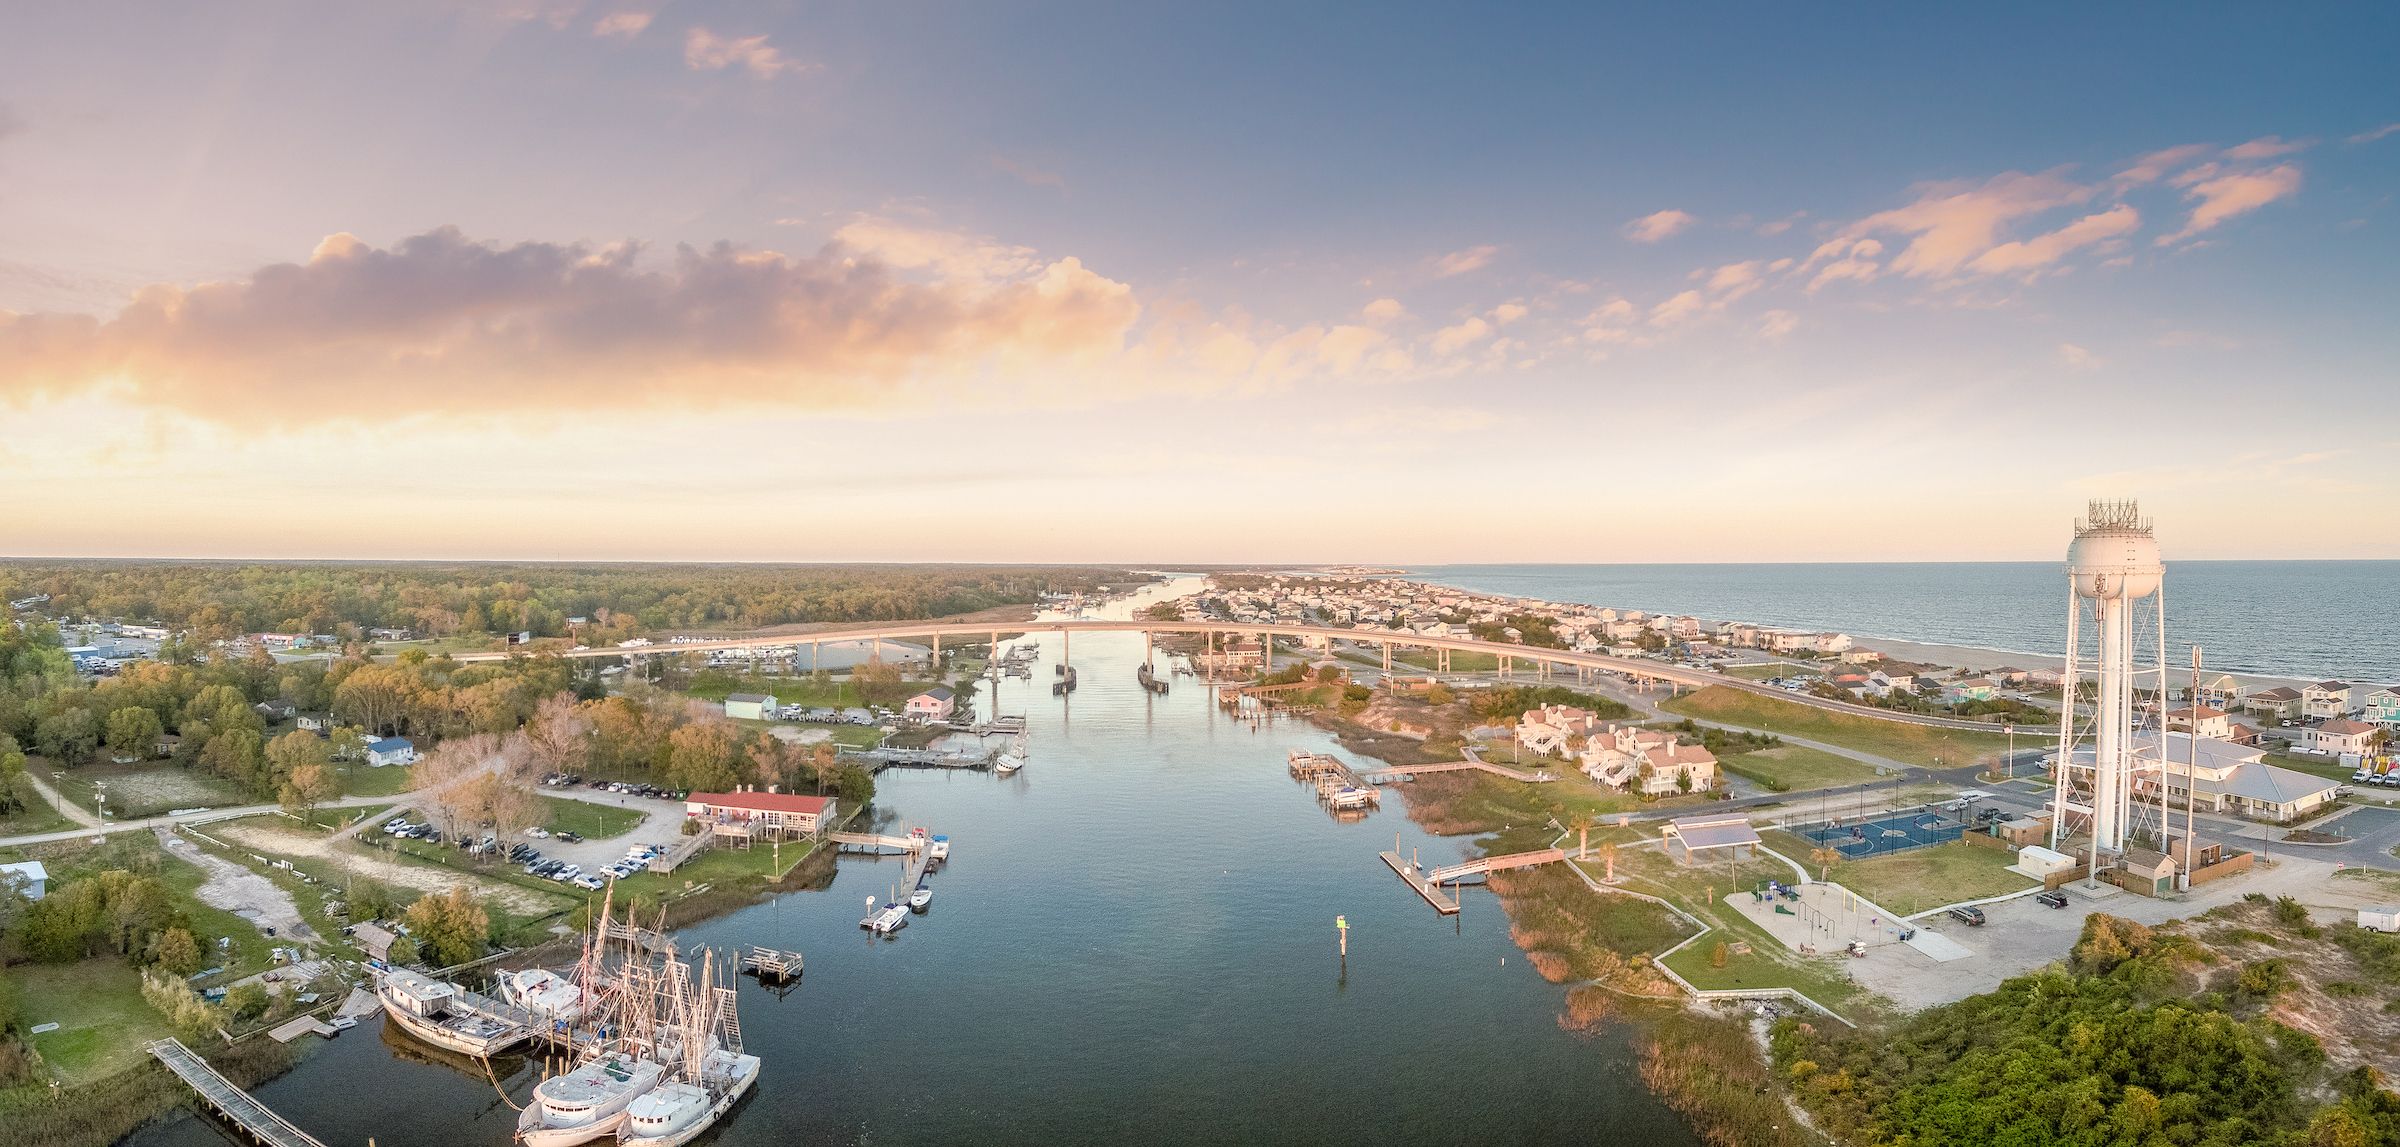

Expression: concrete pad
xmin=1903 ymin=929 xmax=1973 ymax=962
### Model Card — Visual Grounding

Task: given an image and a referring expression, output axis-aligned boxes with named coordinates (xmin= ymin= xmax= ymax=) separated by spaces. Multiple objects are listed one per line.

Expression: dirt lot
xmin=158 ymin=828 xmax=319 ymax=942
xmin=215 ymin=819 xmax=570 ymax=915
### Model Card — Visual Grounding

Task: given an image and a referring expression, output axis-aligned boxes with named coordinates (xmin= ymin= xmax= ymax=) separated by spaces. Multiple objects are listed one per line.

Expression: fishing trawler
xmin=374 ymin=968 xmax=528 ymax=1058
xmin=618 ymin=952 xmax=761 ymax=1147
xmin=516 ymin=1046 xmax=668 ymax=1146
xmin=497 ymin=967 xmax=591 ymax=1027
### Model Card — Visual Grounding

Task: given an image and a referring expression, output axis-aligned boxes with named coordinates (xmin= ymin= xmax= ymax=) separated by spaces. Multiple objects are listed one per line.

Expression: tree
xmin=224 ymin=982 xmax=269 ymax=1022
xmin=265 ymin=729 xmax=332 ymax=785
xmin=811 ymin=741 xmax=840 ymax=794
xmin=280 ymin=760 xmax=339 ymax=825
xmin=198 ymin=727 xmax=267 ymax=791
xmin=523 ymin=693 xmax=593 ymax=776
xmin=401 ymin=885 xmax=491 ymax=969
xmin=666 ymin=720 xmax=741 ymax=793
xmin=152 ymin=926 xmax=203 ymax=975
xmin=33 ymin=707 xmax=99 ymax=764
xmin=333 ymin=665 xmax=413 ymax=736
xmin=104 ymin=707 xmax=165 ymax=761
xmin=0 ymin=734 xmax=24 ymax=813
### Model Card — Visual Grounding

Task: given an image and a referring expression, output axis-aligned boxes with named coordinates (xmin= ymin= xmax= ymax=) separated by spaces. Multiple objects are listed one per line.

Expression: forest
xmin=0 ymin=561 xmax=1136 ymax=643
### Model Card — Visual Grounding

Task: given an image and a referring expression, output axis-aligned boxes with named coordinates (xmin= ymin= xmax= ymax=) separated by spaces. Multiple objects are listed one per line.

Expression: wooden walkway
xmin=1380 ymin=851 xmax=1461 ymax=915
xmin=148 ymin=1038 xmax=327 ymax=1147
xmin=1425 ymin=847 xmax=1568 ymax=885
xmin=1355 ymin=759 xmax=1558 ymax=784
xmin=827 ymin=830 xmax=924 ymax=853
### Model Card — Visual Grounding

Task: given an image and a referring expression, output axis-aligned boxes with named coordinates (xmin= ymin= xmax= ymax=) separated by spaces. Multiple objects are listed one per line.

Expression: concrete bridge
xmin=449 ymin=618 xmax=2006 ymax=735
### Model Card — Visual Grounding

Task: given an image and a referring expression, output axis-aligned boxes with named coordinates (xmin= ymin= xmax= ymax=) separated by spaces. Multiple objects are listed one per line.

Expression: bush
xmin=225 ymin=982 xmax=270 ymax=1022
xmin=139 ymin=969 xmax=227 ymax=1040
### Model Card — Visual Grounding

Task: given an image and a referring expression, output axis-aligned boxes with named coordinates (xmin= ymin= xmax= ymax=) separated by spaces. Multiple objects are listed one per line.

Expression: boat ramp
xmin=148 ymin=1038 xmax=327 ymax=1147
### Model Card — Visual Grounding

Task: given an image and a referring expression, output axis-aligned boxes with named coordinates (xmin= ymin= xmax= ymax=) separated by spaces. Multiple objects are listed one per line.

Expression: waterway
xmin=1411 ymin=560 xmax=2400 ymax=683
xmin=134 ymin=600 xmax=1696 ymax=1145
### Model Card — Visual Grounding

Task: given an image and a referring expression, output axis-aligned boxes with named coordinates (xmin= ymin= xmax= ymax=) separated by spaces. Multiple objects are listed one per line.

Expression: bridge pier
xmin=1382 ymin=641 xmax=1391 ymax=675
xmin=1500 ymin=654 xmax=1512 ymax=679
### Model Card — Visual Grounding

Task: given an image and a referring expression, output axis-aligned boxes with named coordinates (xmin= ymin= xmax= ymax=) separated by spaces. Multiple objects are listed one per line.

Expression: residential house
xmin=2090 ymin=733 xmax=2341 ymax=823
xmin=365 ymin=737 xmax=418 ymax=767
xmin=685 ymin=789 xmax=836 ymax=839
xmin=2304 ymin=719 xmax=2380 ymax=759
xmin=253 ymin=698 xmax=297 ymax=722
xmin=297 ymin=714 xmax=330 ymax=734
xmin=2303 ymin=681 xmax=2355 ymax=720
xmin=1839 ymin=648 xmax=1883 ymax=665
xmin=2362 ymin=687 xmax=2400 ymax=729
xmin=1866 ymin=670 xmax=1917 ymax=698
xmin=1636 ymin=741 xmax=1719 ymax=796
xmin=0 ymin=860 xmax=48 ymax=901
xmin=904 ymin=687 xmax=956 ymax=722
xmin=1815 ymin=633 xmax=1854 ymax=654
xmin=723 ymin=693 xmax=778 ymax=721
xmin=2242 ymin=686 xmax=2303 ymax=722
xmin=1943 ymin=678 xmax=2000 ymax=704
xmin=1987 ymin=666 xmax=2031 ymax=687
xmin=2165 ymin=706 xmax=2236 ymax=741
xmin=1517 ymin=704 xmax=1603 ymax=757
xmin=2197 ymin=674 xmax=2243 ymax=709
xmin=1661 ymin=815 xmax=1760 ymax=866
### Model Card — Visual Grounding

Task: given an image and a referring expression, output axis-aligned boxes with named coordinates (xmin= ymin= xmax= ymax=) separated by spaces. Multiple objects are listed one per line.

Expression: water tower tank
xmin=2067 ymin=500 xmax=2162 ymax=601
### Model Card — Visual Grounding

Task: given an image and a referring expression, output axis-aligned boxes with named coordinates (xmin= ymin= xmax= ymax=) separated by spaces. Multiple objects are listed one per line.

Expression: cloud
xmin=1966 ymin=204 xmax=2141 ymax=275
xmin=2157 ymin=163 xmax=2301 ymax=245
xmin=1623 ymin=209 xmax=1695 ymax=243
xmin=1430 ymin=316 xmax=1491 ymax=355
xmin=1360 ymin=297 xmax=1408 ymax=324
xmin=1647 ymin=290 xmax=1704 ymax=327
xmin=1432 ymin=245 xmax=1497 ymax=277
xmin=591 ymin=11 xmax=651 ymax=39
xmin=990 ymin=154 xmax=1065 ymax=189
xmin=1829 ymin=171 xmax=2090 ymax=279
xmin=2111 ymin=144 xmax=2213 ymax=188
xmin=2224 ymin=135 xmax=2307 ymax=160
xmin=2349 ymin=123 xmax=2400 ymax=145
xmin=2058 ymin=342 xmax=2101 ymax=370
xmin=1342 ymin=405 xmax=1497 ymax=435
xmin=1490 ymin=302 xmax=1529 ymax=325
xmin=1704 ymin=261 xmax=1764 ymax=304
xmin=1757 ymin=310 xmax=1798 ymax=340
xmin=1805 ymin=238 xmax=1883 ymax=291
xmin=684 ymin=27 xmax=810 ymax=78
xmin=0 ymin=224 xmax=1154 ymax=422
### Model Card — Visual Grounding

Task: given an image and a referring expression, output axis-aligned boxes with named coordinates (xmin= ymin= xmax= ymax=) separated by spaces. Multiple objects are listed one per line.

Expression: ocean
xmin=1407 ymin=562 xmax=2400 ymax=684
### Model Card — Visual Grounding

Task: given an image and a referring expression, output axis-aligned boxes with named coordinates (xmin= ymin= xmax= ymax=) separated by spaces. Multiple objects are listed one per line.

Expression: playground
xmin=1791 ymin=806 xmax=1967 ymax=859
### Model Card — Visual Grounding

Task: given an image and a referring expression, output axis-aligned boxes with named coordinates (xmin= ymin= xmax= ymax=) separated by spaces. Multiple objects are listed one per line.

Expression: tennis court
xmin=1792 ymin=808 xmax=1967 ymax=858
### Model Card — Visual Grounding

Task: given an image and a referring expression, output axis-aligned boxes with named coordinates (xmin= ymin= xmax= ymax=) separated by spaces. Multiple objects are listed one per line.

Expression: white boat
xmin=620 ymin=952 xmax=761 ymax=1147
xmin=908 ymin=886 xmax=933 ymax=911
xmin=861 ymin=902 xmax=909 ymax=933
xmin=928 ymin=834 xmax=952 ymax=861
xmin=994 ymin=754 xmax=1024 ymax=775
xmin=515 ymin=1047 xmax=668 ymax=1146
xmin=374 ymin=968 xmax=527 ymax=1058
xmin=1329 ymin=786 xmax=1372 ymax=810
xmin=497 ymin=967 xmax=592 ymax=1027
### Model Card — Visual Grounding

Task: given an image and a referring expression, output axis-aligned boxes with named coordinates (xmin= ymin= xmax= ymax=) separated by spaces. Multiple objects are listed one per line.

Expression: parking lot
xmin=378 ymin=781 xmax=690 ymax=888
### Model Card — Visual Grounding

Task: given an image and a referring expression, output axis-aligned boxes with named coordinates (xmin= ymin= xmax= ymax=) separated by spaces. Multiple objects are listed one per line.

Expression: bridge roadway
xmin=449 ymin=619 xmax=2010 ymax=735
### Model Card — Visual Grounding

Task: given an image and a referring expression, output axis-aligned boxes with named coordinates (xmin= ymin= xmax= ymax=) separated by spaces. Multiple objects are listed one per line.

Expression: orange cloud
xmin=1623 ymin=209 xmax=1695 ymax=243
xmin=684 ymin=27 xmax=810 ymax=78
xmin=1835 ymin=171 xmax=2090 ymax=279
xmin=2157 ymin=164 xmax=2302 ymax=245
xmin=1967 ymin=204 xmax=2141 ymax=275
xmin=0 ymin=225 xmax=1145 ymax=422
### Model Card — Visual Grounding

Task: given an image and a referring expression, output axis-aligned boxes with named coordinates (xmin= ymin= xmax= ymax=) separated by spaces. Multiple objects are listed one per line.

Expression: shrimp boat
xmin=618 ymin=951 xmax=761 ymax=1147
xmin=516 ymin=1046 xmax=668 ymax=1146
xmin=497 ymin=967 xmax=592 ymax=1027
xmin=374 ymin=968 xmax=527 ymax=1058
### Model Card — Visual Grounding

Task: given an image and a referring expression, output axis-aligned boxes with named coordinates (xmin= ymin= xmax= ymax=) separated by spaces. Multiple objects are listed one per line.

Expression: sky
xmin=1 ymin=3 xmax=2395 ymax=564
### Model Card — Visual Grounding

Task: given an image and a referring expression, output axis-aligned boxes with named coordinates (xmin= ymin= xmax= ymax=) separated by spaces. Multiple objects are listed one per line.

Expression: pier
xmin=1287 ymin=751 xmax=1383 ymax=807
xmin=740 ymin=946 xmax=804 ymax=981
xmin=1379 ymin=846 xmax=1569 ymax=915
xmin=1380 ymin=851 xmax=1461 ymax=915
xmin=1355 ymin=759 xmax=1559 ymax=784
xmin=827 ymin=830 xmax=926 ymax=854
xmin=148 ymin=1038 xmax=328 ymax=1147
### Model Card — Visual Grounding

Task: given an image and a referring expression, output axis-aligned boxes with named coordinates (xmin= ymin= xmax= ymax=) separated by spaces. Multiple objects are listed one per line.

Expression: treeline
xmin=1 ymin=562 xmax=1136 ymax=642
xmin=1773 ymin=910 xmax=2400 ymax=1145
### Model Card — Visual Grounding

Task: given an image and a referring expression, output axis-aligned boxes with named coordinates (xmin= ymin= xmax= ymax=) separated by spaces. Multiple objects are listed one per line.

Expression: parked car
xmin=526 ymin=827 xmax=549 ymax=839
xmin=571 ymin=874 xmax=604 ymax=891
xmin=555 ymin=831 xmax=583 ymax=843
xmin=1946 ymin=905 xmax=1988 ymax=926
xmin=2035 ymin=890 xmax=2070 ymax=909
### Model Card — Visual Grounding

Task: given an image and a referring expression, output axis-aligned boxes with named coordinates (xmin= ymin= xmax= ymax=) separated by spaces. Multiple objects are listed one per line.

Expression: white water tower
xmin=2050 ymin=499 xmax=2167 ymax=862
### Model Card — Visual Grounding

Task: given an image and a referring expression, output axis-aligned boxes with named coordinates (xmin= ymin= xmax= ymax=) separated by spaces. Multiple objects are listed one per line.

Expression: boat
xmin=928 ymin=834 xmax=952 ymax=861
xmin=497 ymin=967 xmax=592 ymax=1027
xmin=516 ymin=1046 xmax=669 ymax=1146
xmin=374 ymin=967 xmax=528 ymax=1058
xmin=861 ymin=902 xmax=909 ymax=933
xmin=620 ymin=1049 xmax=762 ymax=1147
xmin=1329 ymin=786 xmax=1373 ymax=811
xmin=995 ymin=754 xmax=1023 ymax=774
xmin=908 ymin=885 xmax=933 ymax=911
xmin=618 ymin=952 xmax=760 ymax=1147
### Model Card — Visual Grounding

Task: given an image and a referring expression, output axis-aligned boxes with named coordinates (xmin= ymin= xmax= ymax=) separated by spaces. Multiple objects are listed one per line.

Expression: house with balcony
xmin=1517 ymin=704 xmax=1603 ymax=757
xmin=2304 ymin=719 xmax=2379 ymax=759
xmin=2242 ymin=686 xmax=2303 ymax=722
xmin=2165 ymin=706 xmax=2236 ymax=741
xmin=2303 ymin=681 xmax=2355 ymax=720
xmin=2361 ymin=687 xmax=2400 ymax=729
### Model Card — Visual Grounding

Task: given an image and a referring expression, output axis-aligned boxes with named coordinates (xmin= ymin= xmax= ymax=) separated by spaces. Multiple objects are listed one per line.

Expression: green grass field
xmin=611 ymin=838 xmax=816 ymax=899
xmin=1391 ymin=649 xmax=1504 ymax=673
xmin=540 ymin=796 xmax=649 ymax=840
xmin=1661 ymin=685 xmax=2014 ymax=768
xmin=47 ymin=760 xmax=253 ymax=820
xmin=336 ymin=761 xmax=418 ymax=797
xmin=1721 ymin=662 xmax=1810 ymax=682
xmin=1599 ymin=847 xmax=1878 ymax=1015
xmin=13 ymin=960 xmax=174 ymax=1085
xmin=2264 ymin=751 xmax=2361 ymax=784
xmin=1719 ymin=745 xmax=1880 ymax=792
xmin=0 ymin=775 xmax=75 ymax=836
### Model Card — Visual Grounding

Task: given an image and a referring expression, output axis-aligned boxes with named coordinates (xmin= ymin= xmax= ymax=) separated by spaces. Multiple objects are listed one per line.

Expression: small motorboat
xmin=908 ymin=886 xmax=933 ymax=912
xmin=1329 ymin=786 xmax=1372 ymax=810
xmin=928 ymin=834 xmax=952 ymax=861
xmin=995 ymin=754 xmax=1023 ymax=775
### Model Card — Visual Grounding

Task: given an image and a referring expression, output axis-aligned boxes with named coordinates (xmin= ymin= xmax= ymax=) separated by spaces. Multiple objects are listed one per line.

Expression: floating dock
xmin=1288 ymin=751 xmax=1383 ymax=808
xmin=740 ymin=946 xmax=804 ymax=981
xmin=1380 ymin=851 xmax=1461 ymax=915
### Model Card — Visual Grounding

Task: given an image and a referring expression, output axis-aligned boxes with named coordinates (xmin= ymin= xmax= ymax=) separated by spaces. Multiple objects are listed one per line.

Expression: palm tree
xmin=1809 ymin=844 xmax=1843 ymax=883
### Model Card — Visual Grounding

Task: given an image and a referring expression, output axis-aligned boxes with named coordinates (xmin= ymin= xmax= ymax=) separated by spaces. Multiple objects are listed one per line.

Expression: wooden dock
xmin=1355 ymin=759 xmax=1558 ymax=784
xmin=148 ymin=1038 xmax=327 ymax=1147
xmin=1424 ymin=847 xmax=1568 ymax=885
xmin=1288 ymin=751 xmax=1382 ymax=807
xmin=1380 ymin=851 xmax=1461 ymax=915
xmin=740 ymin=946 xmax=804 ymax=981
xmin=827 ymin=830 xmax=926 ymax=854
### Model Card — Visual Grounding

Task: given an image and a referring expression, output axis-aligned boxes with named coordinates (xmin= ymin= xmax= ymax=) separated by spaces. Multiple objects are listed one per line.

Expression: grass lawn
xmin=540 ymin=796 xmax=648 ymax=840
xmin=1595 ymin=847 xmax=1878 ymax=1015
xmin=0 ymin=776 xmax=75 ymax=836
xmin=2264 ymin=751 xmax=2360 ymax=784
xmin=612 ymin=838 xmax=816 ymax=899
xmin=1662 ymin=685 xmax=2014 ymax=768
xmin=336 ymin=761 xmax=418 ymax=797
xmin=1390 ymin=649 xmax=1504 ymax=673
xmin=827 ymin=725 xmax=888 ymax=750
xmin=1719 ymin=745 xmax=1880 ymax=792
xmin=1767 ymin=832 xmax=2036 ymax=916
xmin=1389 ymin=768 xmax=1645 ymax=838
xmin=1722 ymin=663 xmax=1809 ymax=682
xmin=46 ymin=760 xmax=254 ymax=820
xmin=13 ymin=960 xmax=174 ymax=1085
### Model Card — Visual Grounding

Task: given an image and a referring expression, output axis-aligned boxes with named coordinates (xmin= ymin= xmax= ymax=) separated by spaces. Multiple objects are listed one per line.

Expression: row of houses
xmin=1514 ymin=704 xmax=1720 ymax=797
xmin=2238 ymin=681 xmax=2400 ymax=726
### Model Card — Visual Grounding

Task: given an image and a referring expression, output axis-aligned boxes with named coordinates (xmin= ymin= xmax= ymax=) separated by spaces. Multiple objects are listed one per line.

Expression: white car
xmin=525 ymin=827 xmax=549 ymax=839
xmin=570 ymin=874 xmax=604 ymax=890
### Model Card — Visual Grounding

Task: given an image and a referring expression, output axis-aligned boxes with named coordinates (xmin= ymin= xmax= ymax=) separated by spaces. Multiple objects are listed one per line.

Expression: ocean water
xmin=1409 ymin=562 xmax=2400 ymax=684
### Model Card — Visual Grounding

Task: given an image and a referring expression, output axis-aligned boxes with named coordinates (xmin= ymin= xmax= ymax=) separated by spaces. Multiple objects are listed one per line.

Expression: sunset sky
xmin=2 ymin=4 xmax=2395 ymax=562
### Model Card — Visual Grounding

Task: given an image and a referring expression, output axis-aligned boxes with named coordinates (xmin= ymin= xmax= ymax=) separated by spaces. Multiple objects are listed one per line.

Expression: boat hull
xmin=381 ymin=997 xmax=525 ymax=1058
xmin=619 ymin=1057 xmax=761 ymax=1147
xmin=517 ymin=1111 xmax=629 ymax=1147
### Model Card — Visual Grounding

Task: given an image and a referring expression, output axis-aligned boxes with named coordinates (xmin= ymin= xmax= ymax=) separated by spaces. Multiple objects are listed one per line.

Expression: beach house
xmin=2362 ymin=687 xmax=2400 ymax=729
xmin=2304 ymin=719 xmax=2379 ymax=759
xmin=685 ymin=789 xmax=836 ymax=839
xmin=2242 ymin=686 xmax=2303 ymax=723
xmin=1517 ymin=704 xmax=1603 ymax=757
xmin=2303 ymin=681 xmax=2354 ymax=720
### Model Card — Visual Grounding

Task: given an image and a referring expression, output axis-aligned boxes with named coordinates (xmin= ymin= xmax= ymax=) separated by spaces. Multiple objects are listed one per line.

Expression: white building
xmin=0 ymin=860 xmax=48 ymax=901
xmin=365 ymin=737 xmax=418 ymax=767
xmin=2082 ymin=733 xmax=2342 ymax=823
xmin=724 ymin=693 xmax=778 ymax=721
